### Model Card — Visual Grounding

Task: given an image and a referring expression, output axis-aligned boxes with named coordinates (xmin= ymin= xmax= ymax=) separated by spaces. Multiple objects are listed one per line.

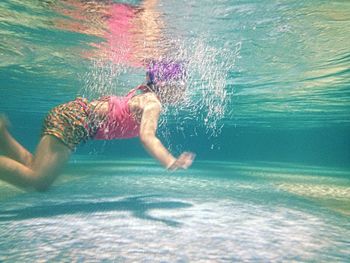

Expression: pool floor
xmin=0 ymin=159 xmax=349 ymax=262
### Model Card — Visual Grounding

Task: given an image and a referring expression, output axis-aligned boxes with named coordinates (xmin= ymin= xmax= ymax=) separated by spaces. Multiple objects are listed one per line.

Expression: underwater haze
xmin=0 ymin=0 xmax=349 ymax=262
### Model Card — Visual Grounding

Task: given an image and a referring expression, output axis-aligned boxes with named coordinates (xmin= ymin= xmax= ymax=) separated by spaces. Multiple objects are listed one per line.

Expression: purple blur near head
xmin=146 ymin=60 xmax=186 ymax=85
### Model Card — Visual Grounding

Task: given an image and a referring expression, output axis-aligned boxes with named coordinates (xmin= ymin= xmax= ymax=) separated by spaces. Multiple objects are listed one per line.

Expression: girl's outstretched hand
xmin=168 ymin=152 xmax=196 ymax=171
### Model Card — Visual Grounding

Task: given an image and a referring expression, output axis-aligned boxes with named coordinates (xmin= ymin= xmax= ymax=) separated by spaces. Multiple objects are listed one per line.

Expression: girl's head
xmin=145 ymin=60 xmax=187 ymax=103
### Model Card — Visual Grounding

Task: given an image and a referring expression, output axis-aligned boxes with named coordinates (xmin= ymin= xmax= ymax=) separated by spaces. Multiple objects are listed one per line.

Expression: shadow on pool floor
xmin=0 ymin=195 xmax=192 ymax=227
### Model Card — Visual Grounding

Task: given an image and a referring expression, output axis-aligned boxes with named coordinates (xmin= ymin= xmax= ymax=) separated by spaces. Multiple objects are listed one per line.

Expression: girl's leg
xmin=0 ymin=135 xmax=71 ymax=191
xmin=0 ymin=115 xmax=33 ymax=166
xmin=31 ymin=135 xmax=71 ymax=190
xmin=0 ymin=157 xmax=36 ymax=188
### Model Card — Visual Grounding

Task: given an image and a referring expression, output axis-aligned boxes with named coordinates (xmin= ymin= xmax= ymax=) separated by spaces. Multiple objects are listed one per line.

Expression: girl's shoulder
xmin=133 ymin=92 xmax=160 ymax=104
xmin=129 ymin=92 xmax=161 ymax=111
xmin=141 ymin=92 xmax=159 ymax=101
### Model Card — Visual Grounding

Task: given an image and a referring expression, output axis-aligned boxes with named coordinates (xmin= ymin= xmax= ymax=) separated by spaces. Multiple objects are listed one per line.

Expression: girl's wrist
xmin=166 ymin=158 xmax=177 ymax=170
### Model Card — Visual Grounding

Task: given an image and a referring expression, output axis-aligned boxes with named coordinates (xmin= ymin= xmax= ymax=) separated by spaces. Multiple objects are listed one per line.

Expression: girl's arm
xmin=139 ymin=101 xmax=176 ymax=168
xmin=139 ymin=100 xmax=195 ymax=170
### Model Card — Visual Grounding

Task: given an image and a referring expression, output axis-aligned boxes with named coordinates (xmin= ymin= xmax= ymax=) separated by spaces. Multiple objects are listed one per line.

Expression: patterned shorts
xmin=41 ymin=98 xmax=93 ymax=151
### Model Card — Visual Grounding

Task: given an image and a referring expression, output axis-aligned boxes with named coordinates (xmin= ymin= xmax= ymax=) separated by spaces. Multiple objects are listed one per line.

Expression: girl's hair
xmin=146 ymin=60 xmax=186 ymax=86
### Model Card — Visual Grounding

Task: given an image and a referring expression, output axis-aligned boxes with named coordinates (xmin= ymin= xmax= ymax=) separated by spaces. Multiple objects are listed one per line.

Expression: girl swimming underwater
xmin=0 ymin=61 xmax=195 ymax=191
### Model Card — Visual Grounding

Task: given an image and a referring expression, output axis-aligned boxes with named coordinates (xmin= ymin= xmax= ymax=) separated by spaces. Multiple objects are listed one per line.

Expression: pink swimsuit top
xmin=93 ymin=88 xmax=140 ymax=140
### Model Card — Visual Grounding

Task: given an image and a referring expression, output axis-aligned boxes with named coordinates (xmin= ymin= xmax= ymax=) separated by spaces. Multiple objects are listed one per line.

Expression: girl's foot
xmin=0 ymin=114 xmax=10 ymax=134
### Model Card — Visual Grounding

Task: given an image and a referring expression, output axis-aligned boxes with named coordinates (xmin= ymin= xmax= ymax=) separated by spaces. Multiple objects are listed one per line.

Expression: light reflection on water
xmin=0 ymin=0 xmax=349 ymax=129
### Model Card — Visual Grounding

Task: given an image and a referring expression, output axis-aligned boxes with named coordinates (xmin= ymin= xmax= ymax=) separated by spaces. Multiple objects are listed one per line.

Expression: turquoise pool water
xmin=0 ymin=0 xmax=349 ymax=262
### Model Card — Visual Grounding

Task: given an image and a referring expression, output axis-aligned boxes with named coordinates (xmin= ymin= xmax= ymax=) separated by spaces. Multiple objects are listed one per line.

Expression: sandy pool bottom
xmin=0 ymin=159 xmax=349 ymax=262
